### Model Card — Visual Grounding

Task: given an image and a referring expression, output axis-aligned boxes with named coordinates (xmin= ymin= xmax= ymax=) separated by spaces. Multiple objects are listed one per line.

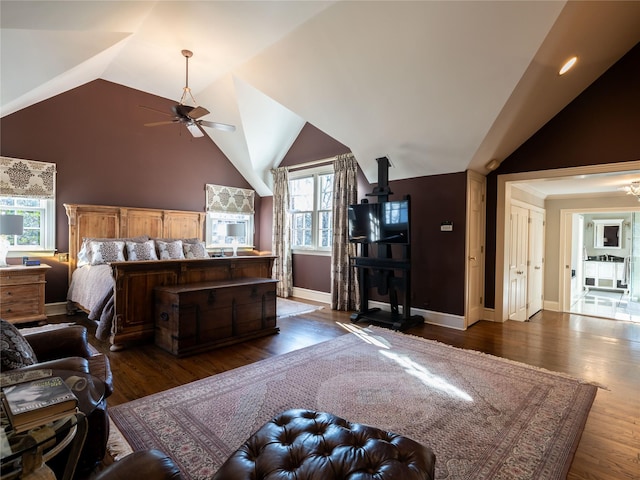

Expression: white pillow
xmin=156 ymin=240 xmax=185 ymax=260
xmin=90 ymin=241 xmax=125 ymax=265
xmin=183 ymin=241 xmax=208 ymax=259
xmin=126 ymin=240 xmax=158 ymax=261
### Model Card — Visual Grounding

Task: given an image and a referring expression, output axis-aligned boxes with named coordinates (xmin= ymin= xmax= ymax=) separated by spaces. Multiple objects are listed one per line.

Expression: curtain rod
xmin=287 ymin=156 xmax=335 ymax=171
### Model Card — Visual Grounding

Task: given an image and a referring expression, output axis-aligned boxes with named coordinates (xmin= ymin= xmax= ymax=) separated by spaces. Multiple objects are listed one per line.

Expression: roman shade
xmin=205 ymin=184 xmax=255 ymax=214
xmin=0 ymin=156 xmax=56 ymax=199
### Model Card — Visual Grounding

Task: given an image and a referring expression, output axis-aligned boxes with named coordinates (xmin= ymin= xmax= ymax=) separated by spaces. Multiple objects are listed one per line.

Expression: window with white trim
xmin=0 ymin=157 xmax=56 ymax=254
xmin=289 ymin=166 xmax=334 ymax=252
xmin=205 ymin=212 xmax=254 ymax=249
xmin=204 ymin=184 xmax=255 ymax=252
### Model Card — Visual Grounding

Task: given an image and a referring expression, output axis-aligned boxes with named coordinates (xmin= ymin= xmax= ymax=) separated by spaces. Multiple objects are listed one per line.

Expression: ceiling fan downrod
xmin=180 ymin=49 xmax=197 ymax=106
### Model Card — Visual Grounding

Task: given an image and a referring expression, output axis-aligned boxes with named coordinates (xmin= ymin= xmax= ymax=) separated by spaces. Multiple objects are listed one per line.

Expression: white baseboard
xmin=291 ymin=287 xmax=331 ymax=305
xmin=45 ymin=302 xmax=69 ymax=317
xmin=289 ymin=289 xmax=465 ymax=330
xmin=543 ymin=300 xmax=560 ymax=312
xmin=365 ymin=300 xmax=466 ymax=330
xmin=482 ymin=308 xmax=497 ymax=322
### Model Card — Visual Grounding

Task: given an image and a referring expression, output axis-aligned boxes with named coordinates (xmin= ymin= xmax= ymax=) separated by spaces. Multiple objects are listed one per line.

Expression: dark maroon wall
xmin=484 ymin=42 xmax=640 ymax=307
xmin=259 ymin=195 xmax=274 ymax=254
xmin=0 ymin=79 xmax=259 ymax=303
xmin=280 ymin=123 xmax=351 ymax=167
xmin=389 ymin=173 xmax=467 ymax=315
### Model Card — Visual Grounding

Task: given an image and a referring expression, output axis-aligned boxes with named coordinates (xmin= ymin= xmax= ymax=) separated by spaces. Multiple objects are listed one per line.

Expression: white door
xmin=527 ymin=210 xmax=544 ymax=318
xmin=465 ymin=172 xmax=485 ymax=327
xmin=508 ymin=205 xmax=529 ymax=321
xmin=571 ymin=215 xmax=585 ymax=304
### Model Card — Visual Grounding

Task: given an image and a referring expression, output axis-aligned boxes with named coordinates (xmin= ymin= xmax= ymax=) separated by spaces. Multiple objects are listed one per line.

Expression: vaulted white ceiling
xmin=1 ymin=1 xmax=639 ymax=196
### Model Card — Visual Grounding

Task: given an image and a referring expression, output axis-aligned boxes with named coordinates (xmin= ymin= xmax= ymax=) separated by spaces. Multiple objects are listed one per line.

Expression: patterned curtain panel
xmin=205 ymin=184 xmax=255 ymax=213
xmin=331 ymin=153 xmax=360 ymax=311
xmin=0 ymin=157 xmax=57 ymax=199
xmin=271 ymin=167 xmax=292 ymax=298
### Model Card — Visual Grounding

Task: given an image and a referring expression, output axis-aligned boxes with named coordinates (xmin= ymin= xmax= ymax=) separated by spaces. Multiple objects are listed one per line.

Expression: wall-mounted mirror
xmin=593 ymin=219 xmax=623 ymax=249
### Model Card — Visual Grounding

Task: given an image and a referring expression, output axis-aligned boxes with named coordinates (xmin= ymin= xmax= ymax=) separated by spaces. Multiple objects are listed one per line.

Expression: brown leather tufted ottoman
xmin=212 ymin=409 xmax=435 ymax=480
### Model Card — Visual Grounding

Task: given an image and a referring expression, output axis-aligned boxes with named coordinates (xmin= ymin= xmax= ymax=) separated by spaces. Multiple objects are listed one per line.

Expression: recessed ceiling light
xmin=559 ymin=56 xmax=578 ymax=75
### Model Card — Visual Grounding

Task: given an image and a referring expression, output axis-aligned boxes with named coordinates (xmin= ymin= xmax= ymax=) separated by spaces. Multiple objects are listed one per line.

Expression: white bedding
xmin=67 ymin=264 xmax=115 ymax=340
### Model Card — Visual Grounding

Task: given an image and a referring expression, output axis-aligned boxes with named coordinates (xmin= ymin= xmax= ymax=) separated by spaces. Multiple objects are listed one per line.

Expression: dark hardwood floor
xmin=57 ymin=304 xmax=639 ymax=480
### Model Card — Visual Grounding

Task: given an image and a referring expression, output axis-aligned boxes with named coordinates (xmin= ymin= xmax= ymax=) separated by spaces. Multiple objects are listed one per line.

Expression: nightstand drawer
xmin=0 ymin=264 xmax=50 ymax=324
xmin=1 ymin=297 xmax=39 ymax=318
xmin=0 ymin=272 xmax=43 ymax=285
xmin=0 ymin=283 xmax=40 ymax=302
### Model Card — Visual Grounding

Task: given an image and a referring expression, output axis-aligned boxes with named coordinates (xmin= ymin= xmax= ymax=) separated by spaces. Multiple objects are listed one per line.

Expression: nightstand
xmin=0 ymin=264 xmax=51 ymax=324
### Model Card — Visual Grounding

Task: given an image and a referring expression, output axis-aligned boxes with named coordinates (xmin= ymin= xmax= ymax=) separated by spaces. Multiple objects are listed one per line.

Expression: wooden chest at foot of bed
xmin=153 ymin=277 xmax=279 ymax=356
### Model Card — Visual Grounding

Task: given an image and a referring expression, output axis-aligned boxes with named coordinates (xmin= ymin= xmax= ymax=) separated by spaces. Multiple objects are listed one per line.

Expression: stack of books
xmin=0 ymin=370 xmax=78 ymax=433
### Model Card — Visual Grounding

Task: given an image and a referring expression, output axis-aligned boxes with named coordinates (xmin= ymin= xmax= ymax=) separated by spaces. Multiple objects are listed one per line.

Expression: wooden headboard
xmin=64 ymin=204 xmax=206 ymax=278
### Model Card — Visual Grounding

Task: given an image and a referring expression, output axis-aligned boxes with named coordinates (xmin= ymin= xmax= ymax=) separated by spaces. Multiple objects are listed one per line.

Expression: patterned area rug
xmin=109 ymin=326 xmax=597 ymax=479
xmin=276 ymin=297 xmax=323 ymax=318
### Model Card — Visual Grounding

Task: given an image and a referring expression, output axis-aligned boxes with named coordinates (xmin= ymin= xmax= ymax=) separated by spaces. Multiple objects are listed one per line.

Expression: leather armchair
xmin=92 ymin=450 xmax=182 ymax=480
xmin=21 ymin=325 xmax=113 ymax=396
xmin=1 ymin=322 xmax=114 ymax=475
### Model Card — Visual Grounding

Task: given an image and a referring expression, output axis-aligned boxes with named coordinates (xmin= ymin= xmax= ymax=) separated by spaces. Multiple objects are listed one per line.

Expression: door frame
xmin=495 ymin=160 xmax=640 ymax=322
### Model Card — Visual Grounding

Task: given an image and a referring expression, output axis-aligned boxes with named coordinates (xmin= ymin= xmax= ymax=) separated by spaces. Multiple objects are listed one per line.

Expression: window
xmin=0 ymin=157 xmax=56 ymax=255
xmin=289 ymin=167 xmax=334 ymax=252
xmin=205 ymin=212 xmax=254 ymax=250
xmin=204 ymin=184 xmax=255 ymax=252
xmin=0 ymin=197 xmax=55 ymax=251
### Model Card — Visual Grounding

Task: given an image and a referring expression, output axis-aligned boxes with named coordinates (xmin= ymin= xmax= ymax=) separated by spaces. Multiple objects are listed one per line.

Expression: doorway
xmin=564 ymin=209 xmax=640 ymax=323
xmin=495 ymin=160 xmax=640 ymax=323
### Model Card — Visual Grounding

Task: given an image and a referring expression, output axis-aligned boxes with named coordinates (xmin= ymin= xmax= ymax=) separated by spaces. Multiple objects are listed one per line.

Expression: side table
xmin=1 ymin=412 xmax=87 ymax=480
xmin=0 ymin=264 xmax=51 ymax=325
xmin=1 ymin=370 xmax=105 ymax=480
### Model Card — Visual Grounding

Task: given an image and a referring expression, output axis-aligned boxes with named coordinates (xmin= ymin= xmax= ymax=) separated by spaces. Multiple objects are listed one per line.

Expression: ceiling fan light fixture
xmin=558 ymin=56 xmax=578 ymax=75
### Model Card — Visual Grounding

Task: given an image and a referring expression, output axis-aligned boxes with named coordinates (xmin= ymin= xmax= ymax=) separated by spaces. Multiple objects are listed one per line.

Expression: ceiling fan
xmin=142 ymin=49 xmax=235 ymax=137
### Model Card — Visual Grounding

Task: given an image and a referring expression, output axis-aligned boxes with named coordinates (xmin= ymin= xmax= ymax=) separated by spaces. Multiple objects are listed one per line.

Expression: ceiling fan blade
xmin=140 ymin=105 xmax=173 ymax=117
xmin=144 ymin=120 xmax=178 ymax=127
xmin=186 ymin=123 xmax=205 ymax=137
xmin=199 ymin=120 xmax=236 ymax=132
xmin=187 ymin=106 xmax=210 ymax=120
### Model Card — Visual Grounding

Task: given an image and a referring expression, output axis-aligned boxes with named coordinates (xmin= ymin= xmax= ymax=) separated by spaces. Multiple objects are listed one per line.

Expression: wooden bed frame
xmin=64 ymin=204 xmax=275 ymax=350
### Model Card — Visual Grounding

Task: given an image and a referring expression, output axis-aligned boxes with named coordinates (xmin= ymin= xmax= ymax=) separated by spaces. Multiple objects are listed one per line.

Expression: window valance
xmin=205 ymin=184 xmax=255 ymax=214
xmin=0 ymin=157 xmax=57 ymax=199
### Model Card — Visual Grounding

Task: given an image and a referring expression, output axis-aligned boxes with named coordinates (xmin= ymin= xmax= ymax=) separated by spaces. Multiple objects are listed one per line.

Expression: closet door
xmin=508 ymin=205 xmax=529 ymax=321
xmin=465 ymin=172 xmax=485 ymax=327
xmin=527 ymin=210 xmax=545 ymax=318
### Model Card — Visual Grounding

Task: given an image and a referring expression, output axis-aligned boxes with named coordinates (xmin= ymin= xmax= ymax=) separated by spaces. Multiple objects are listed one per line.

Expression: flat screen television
xmin=348 ymin=200 xmax=410 ymax=244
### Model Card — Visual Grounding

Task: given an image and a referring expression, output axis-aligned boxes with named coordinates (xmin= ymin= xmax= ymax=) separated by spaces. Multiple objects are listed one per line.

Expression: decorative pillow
xmin=0 ymin=319 xmax=37 ymax=370
xmin=78 ymin=236 xmax=149 ymax=267
xmin=183 ymin=241 xmax=208 ymax=259
xmin=156 ymin=240 xmax=185 ymax=260
xmin=90 ymin=240 xmax=126 ymax=265
xmin=126 ymin=240 xmax=158 ymax=261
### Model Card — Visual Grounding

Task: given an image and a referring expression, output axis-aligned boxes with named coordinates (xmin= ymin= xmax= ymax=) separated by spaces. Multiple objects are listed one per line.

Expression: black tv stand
xmin=350 ymin=157 xmax=424 ymax=331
